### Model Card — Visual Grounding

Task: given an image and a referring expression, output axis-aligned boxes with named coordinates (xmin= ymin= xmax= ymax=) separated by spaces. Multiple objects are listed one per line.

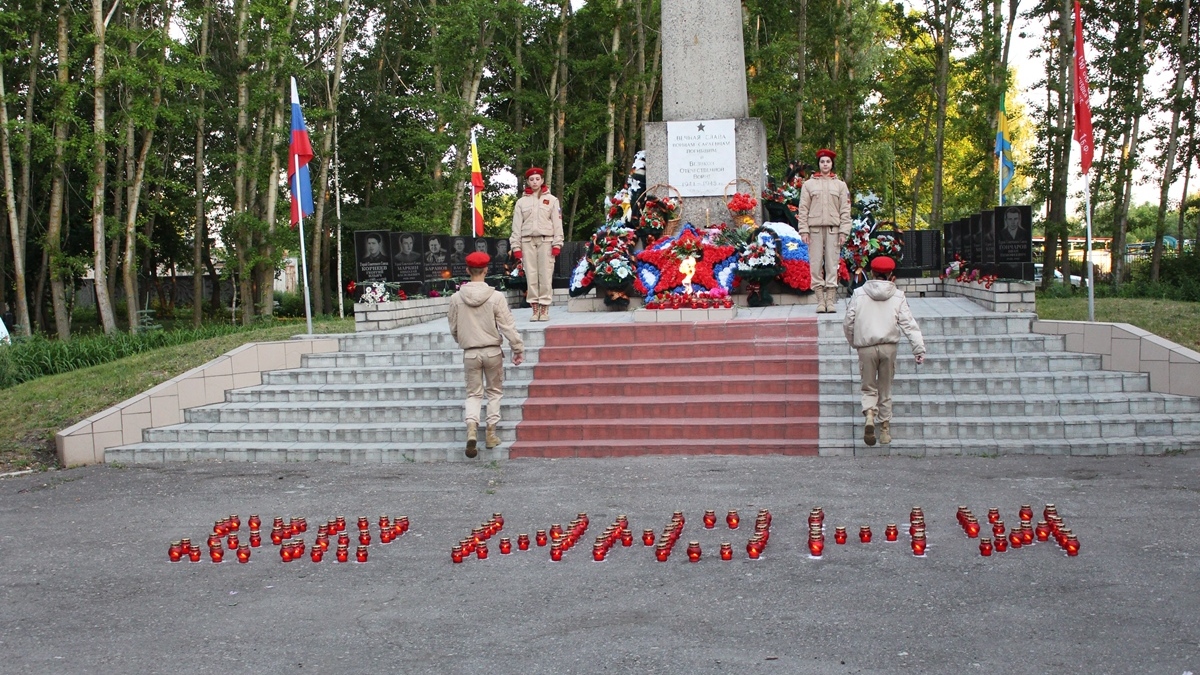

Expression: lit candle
xmin=720 ymin=542 xmax=733 ymax=561
xmin=834 ymin=526 xmax=847 ymax=545
xmin=979 ymin=537 xmax=993 ymax=557
xmin=500 ymin=537 xmax=512 ymax=555
xmin=687 ymin=541 xmax=702 ymax=562
xmin=885 ymin=524 xmax=898 ymax=542
xmin=703 ymin=510 xmax=717 ymax=529
xmin=237 ymin=545 xmax=251 ymax=564
xmin=356 ymin=546 xmax=369 ymax=563
xmin=859 ymin=526 xmax=872 ymax=543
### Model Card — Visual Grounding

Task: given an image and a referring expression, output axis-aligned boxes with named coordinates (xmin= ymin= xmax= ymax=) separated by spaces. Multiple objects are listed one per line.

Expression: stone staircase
xmin=510 ymin=319 xmax=821 ymax=458
xmin=817 ymin=312 xmax=1200 ymax=456
xmin=107 ymin=330 xmax=545 ymax=463
xmin=107 ymin=303 xmax=1200 ymax=463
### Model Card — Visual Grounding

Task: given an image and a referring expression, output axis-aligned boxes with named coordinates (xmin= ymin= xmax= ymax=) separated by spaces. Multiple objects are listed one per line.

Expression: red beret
xmin=525 ymin=167 xmax=544 ymax=179
xmin=465 ymin=251 xmax=490 ymax=268
xmin=816 ymin=148 xmax=836 ymax=161
xmin=869 ymin=256 xmax=896 ymax=274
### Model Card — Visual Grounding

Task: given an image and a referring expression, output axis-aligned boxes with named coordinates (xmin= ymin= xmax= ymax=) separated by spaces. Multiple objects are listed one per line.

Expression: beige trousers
xmin=463 ymin=346 xmax=504 ymax=426
xmin=522 ymin=235 xmax=555 ymax=306
xmin=808 ymin=226 xmax=841 ymax=290
xmin=857 ymin=343 xmax=898 ymax=422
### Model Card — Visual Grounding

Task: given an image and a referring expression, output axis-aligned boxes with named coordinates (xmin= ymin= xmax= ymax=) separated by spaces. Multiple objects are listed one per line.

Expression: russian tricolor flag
xmin=288 ymin=77 xmax=315 ymax=227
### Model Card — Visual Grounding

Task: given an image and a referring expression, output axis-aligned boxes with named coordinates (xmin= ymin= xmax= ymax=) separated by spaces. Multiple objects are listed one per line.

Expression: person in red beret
xmin=796 ymin=148 xmax=851 ymax=313
xmin=510 ymin=166 xmax=564 ymax=321
xmin=448 ymin=251 xmax=525 ymax=457
xmin=842 ymin=255 xmax=926 ymax=447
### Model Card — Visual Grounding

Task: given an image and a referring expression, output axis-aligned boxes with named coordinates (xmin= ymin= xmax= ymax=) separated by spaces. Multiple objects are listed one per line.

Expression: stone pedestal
xmin=644 ymin=118 xmax=767 ymax=228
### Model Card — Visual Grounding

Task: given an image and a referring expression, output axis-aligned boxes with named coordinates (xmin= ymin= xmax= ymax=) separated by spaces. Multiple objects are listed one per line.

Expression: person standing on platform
xmin=448 ymin=252 xmax=525 ymax=458
xmin=797 ymin=149 xmax=851 ymax=313
xmin=842 ymin=256 xmax=926 ymax=446
xmin=510 ymin=167 xmax=563 ymax=321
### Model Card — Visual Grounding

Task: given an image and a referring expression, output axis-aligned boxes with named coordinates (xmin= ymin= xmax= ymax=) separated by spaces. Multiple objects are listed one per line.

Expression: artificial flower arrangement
xmin=735 ymin=236 xmax=781 ymax=281
xmin=638 ymin=194 xmax=681 ymax=243
xmin=940 ymin=253 xmax=999 ymax=289
xmin=726 ymin=192 xmax=759 ymax=218
xmin=634 ymin=224 xmax=738 ymax=299
xmin=353 ymin=281 xmax=409 ymax=304
xmin=840 ymin=191 xmax=903 ymax=286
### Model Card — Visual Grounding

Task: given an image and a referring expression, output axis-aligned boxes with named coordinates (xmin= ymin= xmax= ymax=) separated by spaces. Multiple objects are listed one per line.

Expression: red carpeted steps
xmin=510 ymin=318 xmax=820 ymax=458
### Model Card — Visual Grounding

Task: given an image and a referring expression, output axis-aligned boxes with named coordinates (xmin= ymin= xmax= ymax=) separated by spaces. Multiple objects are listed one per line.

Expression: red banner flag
xmin=1073 ymin=0 xmax=1094 ymax=175
xmin=470 ymin=130 xmax=485 ymax=237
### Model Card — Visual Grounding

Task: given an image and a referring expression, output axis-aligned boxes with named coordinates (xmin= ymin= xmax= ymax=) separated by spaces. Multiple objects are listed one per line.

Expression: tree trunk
xmin=1111 ymin=3 xmax=1147 ymax=288
xmin=0 ymin=62 xmax=32 ymax=335
xmin=546 ymin=0 xmax=569 ymax=191
xmin=448 ymin=21 xmax=495 ymax=235
xmin=1043 ymin=0 xmax=1074 ymax=291
xmin=513 ymin=11 xmax=524 ymax=180
xmin=555 ymin=12 xmax=568 ymax=202
xmin=91 ymin=0 xmax=117 ymax=333
xmin=1150 ymin=0 xmax=1190 ymax=280
xmin=47 ymin=4 xmax=71 ymax=339
xmin=603 ymin=0 xmax=624 ymax=195
xmin=18 ymin=0 xmax=43 ymax=278
xmin=794 ymin=0 xmax=808 ymax=158
xmin=233 ymin=0 xmax=251 ymax=322
xmin=193 ymin=0 xmax=210 ymax=328
xmin=930 ymin=3 xmax=953 ymax=229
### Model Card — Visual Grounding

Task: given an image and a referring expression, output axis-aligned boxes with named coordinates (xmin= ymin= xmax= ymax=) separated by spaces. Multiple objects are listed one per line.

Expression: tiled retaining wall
xmin=54 ymin=338 xmax=340 ymax=467
xmin=354 ymin=289 xmax=561 ymax=333
xmin=1033 ymin=320 xmax=1200 ymax=398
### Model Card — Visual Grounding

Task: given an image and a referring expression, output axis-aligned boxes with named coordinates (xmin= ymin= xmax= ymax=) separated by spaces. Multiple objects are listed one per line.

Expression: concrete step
xmin=819 ymin=392 xmax=1200 ymax=418
xmin=816 ymin=334 xmax=1065 ymax=354
xmin=816 ymin=313 xmax=1036 ymax=339
xmin=818 ymin=436 xmax=1200 ymax=457
xmin=262 ymin=364 xmax=534 ymax=386
xmin=816 ymin=371 xmax=1150 ymax=396
xmin=106 ymin=441 xmax=507 ymax=464
xmin=535 ymin=339 xmax=817 ymax=362
xmin=185 ymin=400 xmax=524 ymax=425
xmin=336 ymin=330 xmax=547 ymax=353
xmin=520 ymin=396 xmax=818 ymax=421
xmin=818 ymin=352 xmax=1102 ymax=376
xmin=819 ymin=414 xmax=1200 ymax=442
xmin=227 ymin=382 xmax=530 ymax=404
xmin=509 ymin=438 xmax=820 ymax=459
xmin=303 ymin=350 xmax=473 ymax=368
xmin=144 ymin=421 xmax=518 ymax=445
xmin=533 ymin=355 xmax=819 ymax=380
xmin=542 ymin=319 xmax=818 ymax=348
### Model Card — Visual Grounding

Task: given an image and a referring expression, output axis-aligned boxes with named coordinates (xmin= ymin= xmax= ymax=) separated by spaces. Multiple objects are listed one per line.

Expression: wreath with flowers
xmin=841 ymin=192 xmax=903 ymax=286
xmin=635 ymin=224 xmax=738 ymax=300
xmin=761 ymin=221 xmax=812 ymax=291
xmin=736 ymin=228 xmax=783 ymax=282
xmin=638 ymin=194 xmax=680 ymax=243
xmin=353 ymin=281 xmax=409 ymax=304
xmin=940 ymin=253 xmax=999 ymax=289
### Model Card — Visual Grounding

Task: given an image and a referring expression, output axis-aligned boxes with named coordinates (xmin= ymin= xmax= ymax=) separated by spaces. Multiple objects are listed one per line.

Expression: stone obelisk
xmin=644 ymin=0 xmax=767 ymax=227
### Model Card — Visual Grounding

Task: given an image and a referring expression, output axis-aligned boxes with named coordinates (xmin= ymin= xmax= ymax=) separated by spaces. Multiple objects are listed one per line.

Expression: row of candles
xmin=644 ymin=293 xmax=735 ymax=311
xmin=168 ymin=513 xmax=410 ymax=564
xmin=957 ymin=504 xmax=1080 ymax=556
xmin=806 ymin=506 xmax=928 ymax=557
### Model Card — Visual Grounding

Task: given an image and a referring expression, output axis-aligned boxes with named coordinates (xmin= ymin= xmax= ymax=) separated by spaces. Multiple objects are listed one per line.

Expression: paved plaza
xmin=1 ymin=454 xmax=1197 ymax=673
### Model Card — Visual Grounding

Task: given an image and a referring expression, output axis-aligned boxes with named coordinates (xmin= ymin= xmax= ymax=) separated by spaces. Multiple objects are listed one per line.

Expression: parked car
xmin=1033 ymin=263 xmax=1082 ymax=287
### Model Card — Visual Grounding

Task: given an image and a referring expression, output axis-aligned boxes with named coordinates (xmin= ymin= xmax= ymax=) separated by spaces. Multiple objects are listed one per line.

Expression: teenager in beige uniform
xmin=796 ymin=148 xmax=851 ymax=313
xmin=510 ymin=167 xmax=564 ymax=321
xmin=448 ymin=252 xmax=525 ymax=458
xmin=843 ymin=256 xmax=926 ymax=446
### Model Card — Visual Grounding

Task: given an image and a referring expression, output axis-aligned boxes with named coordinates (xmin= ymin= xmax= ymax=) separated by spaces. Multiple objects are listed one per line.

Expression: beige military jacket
xmin=796 ymin=174 xmax=852 ymax=236
xmin=510 ymin=189 xmax=564 ymax=252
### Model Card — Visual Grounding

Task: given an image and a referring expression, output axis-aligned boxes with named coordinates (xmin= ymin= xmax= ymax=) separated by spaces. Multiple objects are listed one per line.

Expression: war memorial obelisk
xmin=644 ymin=0 xmax=768 ymax=227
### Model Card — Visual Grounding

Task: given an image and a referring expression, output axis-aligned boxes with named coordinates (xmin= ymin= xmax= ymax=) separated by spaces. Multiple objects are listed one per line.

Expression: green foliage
xmin=273 ymin=290 xmax=306 ymax=318
xmin=0 ymin=324 xmax=252 ymax=389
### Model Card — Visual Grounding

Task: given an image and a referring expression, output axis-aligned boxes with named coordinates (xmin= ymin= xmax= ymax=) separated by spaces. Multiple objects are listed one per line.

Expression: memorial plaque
xmin=666 ymin=119 xmax=737 ymax=197
xmin=490 ymin=238 xmax=512 ymax=276
xmin=355 ymin=231 xmax=392 ymax=284
xmin=994 ymin=205 xmax=1032 ymax=264
xmin=423 ymin=234 xmax=450 ymax=280
xmin=980 ymin=211 xmax=997 ymax=271
xmin=448 ymin=236 xmax=474 ymax=278
xmin=969 ymin=213 xmax=982 ymax=264
xmin=943 ymin=223 xmax=953 ymax=264
xmin=390 ymin=232 xmax=423 ymax=283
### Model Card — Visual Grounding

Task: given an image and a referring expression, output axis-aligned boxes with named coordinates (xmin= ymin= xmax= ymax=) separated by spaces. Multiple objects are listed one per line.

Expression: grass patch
xmin=0 ymin=317 xmax=353 ymax=472
xmin=1036 ymin=294 xmax=1200 ymax=350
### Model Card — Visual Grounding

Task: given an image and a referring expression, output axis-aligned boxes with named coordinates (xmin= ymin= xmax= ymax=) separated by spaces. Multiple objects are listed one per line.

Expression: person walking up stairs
xmin=842 ymin=256 xmax=926 ymax=446
xmin=448 ymin=252 xmax=525 ymax=458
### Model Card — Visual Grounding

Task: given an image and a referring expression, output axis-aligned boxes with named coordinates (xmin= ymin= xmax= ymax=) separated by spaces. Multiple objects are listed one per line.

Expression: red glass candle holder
xmin=169 ymin=541 xmax=183 ymax=562
xmin=909 ymin=518 xmax=925 ymax=537
xmin=687 ymin=541 xmax=701 ymax=562
xmin=979 ymin=537 xmax=993 ymax=556
xmin=987 ymin=507 xmax=1000 ymax=524
xmin=636 ymin=528 xmax=652 ymax=546
xmin=356 ymin=546 xmax=369 ymax=563
xmin=209 ymin=547 xmax=224 ymax=563
xmin=475 ymin=542 xmax=488 ymax=560
xmin=356 ymin=516 xmax=368 ymax=531
xmin=188 ymin=546 xmax=202 ymax=562
xmin=994 ymin=535 xmax=1008 ymax=552
xmin=1020 ymin=526 xmax=1034 ymax=546
xmin=270 ymin=527 xmax=284 ymax=546
xmin=337 ymin=532 xmax=350 ymax=548
xmin=719 ymin=542 xmax=733 ymax=561
xmin=179 ymin=538 xmax=192 ymax=555
xmin=334 ymin=516 xmax=346 ymax=533
xmin=550 ymin=544 xmax=563 ymax=562
xmin=214 ymin=519 xmax=228 ymax=536
xmin=808 ymin=539 xmax=824 ymax=557
xmin=956 ymin=506 xmax=968 ymax=525
xmin=992 ymin=521 xmax=1006 ymax=537
xmin=248 ymin=515 xmax=261 ymax=531
xmin=703 ymin=510 xmax=717 ymax=529
xmin=499 ymin=537 xmax=512 ymax=555
xmin=237 ymin=545 xmax=251 ymax=564
xmin=655 ymin=545 xmax=669 ymax=562
xmin=834 ymin=526 xmax=848 ymax=545
xmin=885 ymin=524 xmax=898 ymax=542
xmin=1036 ymin=521 xmax=1051 ymax=541
xmin=1008 ymin=531 xmax=1022 ymax=549
xmin=359 ymin=530 xmax=371 ymax=546
xmin=618 ymin=530 xmax=632 ymax=547
xmin=310 ymin=546 xmax=323 ymax=562
xmin=911 ymin=538 xmax=927 ymax=556
xmin=1019 ymin=504 xmax=1034 ymax=522
xmin=726 ymin=510 xmax=740 ymax=529
xmin=336 ymin=544 xmax=349 ymax=563
xmin=248 ymin=532 xmax=261 ymax=548
xmin=397 ymin=516 xmax=410 ymax=534
xmin=451 ymin=545 xmax=464 ymax=563
xmin=382 ymin=528 xmax=395 ymax=544
xmin=1065 ymin=536 xmax=1080 ymax=556
xmin=592 ymin=544 xmax=607 ymax=562
xmin=746 ymin=541 xmax=762 ymax=560
xmin=859 ymin=526 xmax=872 ymax=543
xmin=965 ymin=519 xmax=980 ymax=538
xmin=1043 ymin=504 xmax=1057 ymax=521
xmin=280 ymin=543 xmax=294 ymax=562
xmin=227 ymin=534 xmax=239 ymax=550
xmin=317 ymin=534 xmax=330 ymax=552
xmin=514 ymin=533 xmax=529 ymax=551
xmin=910 ymin=506 xmax=924 ymax=523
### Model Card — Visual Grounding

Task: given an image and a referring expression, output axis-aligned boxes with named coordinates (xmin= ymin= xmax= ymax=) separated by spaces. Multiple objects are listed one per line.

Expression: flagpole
xmin=295 ymin=152 xmax=314 ymax=335
xmin=334 ymin=113 xmax=344 ymax=319
xmin=1084 ymin=171 xmax=1095 ymax=322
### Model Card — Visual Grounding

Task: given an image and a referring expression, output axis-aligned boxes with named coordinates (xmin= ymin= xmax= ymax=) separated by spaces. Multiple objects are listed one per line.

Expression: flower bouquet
xmin=637 ymin=184 xmax=683 ymax=243
xmin=725 ymin=178 xmax=759 ymax=228
xmin=355 ymin=281 xmax=408 ymax=304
